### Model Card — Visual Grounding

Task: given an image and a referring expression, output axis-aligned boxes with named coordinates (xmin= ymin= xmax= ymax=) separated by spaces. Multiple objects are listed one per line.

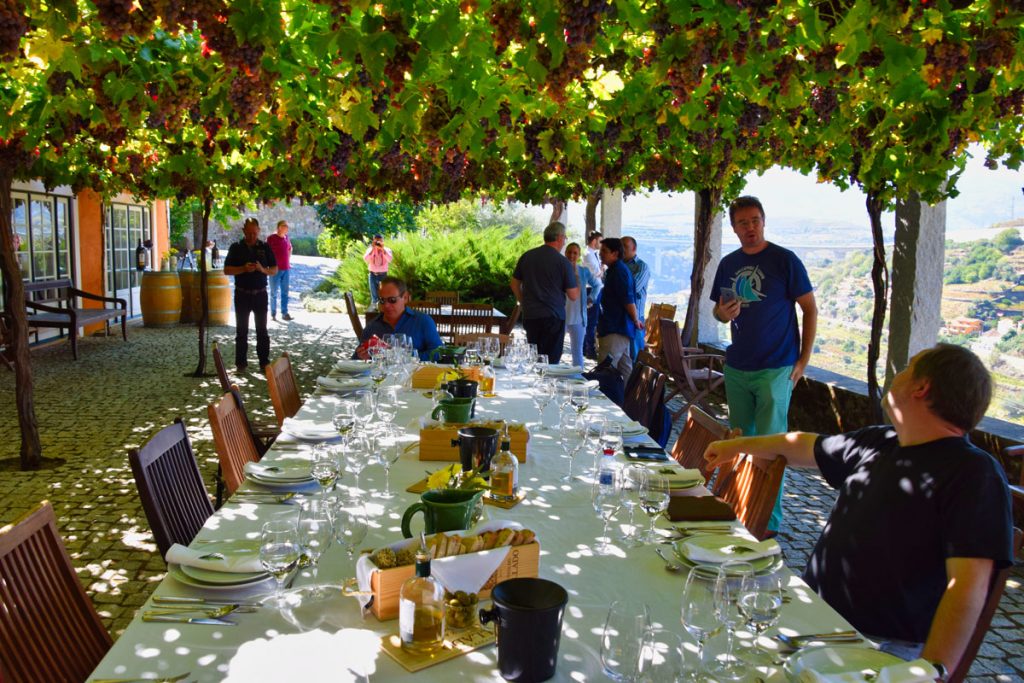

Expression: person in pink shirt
xmin=266 ymin=220 xmax=293 ymax=321
xmin=363 ymin=234 xmax=393 ymax=308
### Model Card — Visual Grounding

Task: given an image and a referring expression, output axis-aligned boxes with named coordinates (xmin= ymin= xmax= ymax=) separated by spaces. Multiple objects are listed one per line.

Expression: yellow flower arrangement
xmin=425 ymin=463 xmax=488 ymax=492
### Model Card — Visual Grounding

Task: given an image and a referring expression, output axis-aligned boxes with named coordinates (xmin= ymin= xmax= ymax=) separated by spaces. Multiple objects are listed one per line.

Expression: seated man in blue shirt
xmin=354 ymin=276 xmax=442 ymax=361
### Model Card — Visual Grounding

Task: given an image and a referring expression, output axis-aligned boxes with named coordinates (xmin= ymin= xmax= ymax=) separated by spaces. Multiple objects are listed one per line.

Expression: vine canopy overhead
xmin=0 ymin=0 xmax=1022 ymax=207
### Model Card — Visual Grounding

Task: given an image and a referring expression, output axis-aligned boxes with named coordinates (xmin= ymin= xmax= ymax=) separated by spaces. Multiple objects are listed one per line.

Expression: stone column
xmin=697 ymin=193 xmax=723 ymax=344
xmin=600 ymin=188 xmax=622 ymax=237
xmin=885 ymin=193 xmax=946 ymax=386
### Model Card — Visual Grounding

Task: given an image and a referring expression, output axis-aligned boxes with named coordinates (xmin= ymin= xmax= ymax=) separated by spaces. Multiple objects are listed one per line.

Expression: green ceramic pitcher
xmin=400 ymin=488 xmax=484 ymax=538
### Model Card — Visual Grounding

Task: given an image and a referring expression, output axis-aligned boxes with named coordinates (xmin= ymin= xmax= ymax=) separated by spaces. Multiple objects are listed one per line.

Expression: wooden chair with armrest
xmin=643 ymin=302 xmax=676 ymax=359
xmin=623 ymin=362 xmax=667 ymax=433
xmin=344 ymin=291 xmax=364 ymax=339
xmin=0 ymin=501 xmax=112 ymax=683
xmin=659 ymin=318 xmax=725 ymax=420
xmin=1004 ymin=444 xmax=1023 ymax=560
xmin=947 ymin=526 xmax=1023 ymax=683
xmin=129 ymin=418 xmax=215 ymax=558
xmin=450 ymin=303 xmax=497 ymax=339
xmin=499 ymin=303 xmax=521 ymax=336
xmin=213 ymin=341 xmax=279 ymax=449
xmin=669 ymin=405 xmax=740 ymax=484
xmin=208 ymin=389 xmax=265 ymax=505
xmin=425 ymin=290 xmax=459 ymax=305
xmin=712 ymin=454 xmax=787 ymax=541
xmin=265 ymin=352 xmax=301 ymax=427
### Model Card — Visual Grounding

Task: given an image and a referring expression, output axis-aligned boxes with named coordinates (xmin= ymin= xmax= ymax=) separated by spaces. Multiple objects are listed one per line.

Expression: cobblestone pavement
xmin=0 ymin=261 xmax=1020 ymax=681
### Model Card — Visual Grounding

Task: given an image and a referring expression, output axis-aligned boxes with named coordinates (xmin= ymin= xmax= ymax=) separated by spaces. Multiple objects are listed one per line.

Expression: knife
xmin=143 ymin=614 xmax=236 ymax=626
xmin=153 ymin=596 xmax=262 ymax=608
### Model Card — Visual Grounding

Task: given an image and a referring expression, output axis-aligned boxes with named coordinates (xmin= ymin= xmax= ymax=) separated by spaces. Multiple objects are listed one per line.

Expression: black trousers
xmin=234 ymin=289 xmax=270 ymax=368
xmin=523 ymin=315 xmax=566 ymax=365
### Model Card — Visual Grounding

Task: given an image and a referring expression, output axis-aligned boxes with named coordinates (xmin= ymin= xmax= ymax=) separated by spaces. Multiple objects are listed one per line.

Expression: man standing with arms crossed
xmin=510 ymin=222 xmax=579 ymax=364
xmin=267 ymin=220 xmax=293 ymax=322
xmin=363 ymin=234 xmax=393 ymax=309
xmin=710 ymin=196 xmax=817 ymax=536
xmin=223 ymin=218 xmax=277 ymax=372
xmin=622 ymin=236 xmax=651 ymax=359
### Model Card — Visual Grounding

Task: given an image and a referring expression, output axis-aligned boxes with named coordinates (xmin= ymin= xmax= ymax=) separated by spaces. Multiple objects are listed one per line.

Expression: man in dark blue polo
xmin=354 ymin=276 xmax=442 ymax=361
xmin=596 ymin=237 xmax=643 ymax=382
xmin=223 ymin=218 xmax=277 ymax=372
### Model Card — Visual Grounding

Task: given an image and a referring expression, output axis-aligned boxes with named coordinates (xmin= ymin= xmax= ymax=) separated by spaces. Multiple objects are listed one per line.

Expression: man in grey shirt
xmin=510 ymin=222 xmax=580 ymax=364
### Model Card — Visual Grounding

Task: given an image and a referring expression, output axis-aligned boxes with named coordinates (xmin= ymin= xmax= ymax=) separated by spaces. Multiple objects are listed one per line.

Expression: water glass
xmin=558 ymin=410 xmax=586 ymax=482
xmin=619 ymin=464 xmax=648 ymax=546
xmin=600 ymin=600 xmax=651 ymax=682
xmin=375 ymin=433 xmax=403 ymax=498
xmin=334 ymin=508 xmax=368 ymax=563
xmin=637 ymin=628 xmax=687 ymax=683
xmin=297 ymin=500 xmax=333 ymax=596
xmin=570 ymin=383 xmax=590 ymax=415
xmin=592 ymin=470 xmax=621 ymax=554
xmin=639 ymin=473 xmax=670 ymax=544
xmin=332 ymin=402 xmax=356 ymax=442
xmin=344 ymin=434 xmax=372 ymax=493
xmin=259 ymin=520 xmax=300 ymax=608
xmin=738 ymin=570 xmax=785 ymax=664
xmin=600 ymin=421 xmax=623 ymax=456
xmin=712 ymin=561 xmax=755 ymax=680
xmin=680 ymin=564 xmax=723 ymax=676
xmin=532 ymin=380 xmax=555 ymax=430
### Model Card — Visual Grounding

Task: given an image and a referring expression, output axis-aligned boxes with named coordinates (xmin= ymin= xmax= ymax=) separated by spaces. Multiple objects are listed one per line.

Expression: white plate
xmin=543 ymin=365 xmax=585 ymax=376
xmin=169 ymin=563 xmax=272 ymax=589
xmin=671 ymin=538 xmax=783 ymax=575
xmin=280 ymin=428 xmax=341 ymax=443
xmin=247 ymin=466 xmax=314 ymax=483
xmin=249 ymin=471 xmax=315 ymax=485
xmin=318 ymin=376 xmax=372 ymax=392
xmin=785 ymin=645 xmax=904 ymax=681
xmin=334 ymin=360 xmax=372 ymax=375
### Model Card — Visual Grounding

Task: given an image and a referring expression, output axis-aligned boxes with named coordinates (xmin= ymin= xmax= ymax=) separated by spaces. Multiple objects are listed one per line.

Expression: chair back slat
xmin=714 ymin=455 xmax=786 ymax=540
xmin=425 ymin=290 xmax=459 ymax=305
xmin=212 ymin=341 xmax=232 ymax=394
xmin=669 ymin=406 xmax=737 ymax=482
xmin=129 ymin=419 xmax=215 ymax=558
xmin=658 ymin=317 xmax=725 ymax=420
xmin=0 ymin=502 xmax=112 ymax=683
xmin=265 ymin=352 xmax=301 ymax=427
xmin=643 ymin=303 xmax=676 ymax=356
xmin=344 ymin=291 xmax=364 ymax=338
xmin=208 ymin=391 xmax=262 ymax=496
xmin=450 ymin=303 xmax=496 ymax=340
xmin=499 ymin=303 xmax=521 ymax=335
xmin=623 ymin=363 xmax=667 ymax=431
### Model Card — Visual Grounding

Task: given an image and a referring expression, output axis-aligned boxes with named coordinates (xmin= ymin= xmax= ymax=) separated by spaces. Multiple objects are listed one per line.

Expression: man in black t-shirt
xmin=703 ymin=343 xmax=1013 ymax=675
xmin=223 ymin=218 xmax=278 ymax=371
xmin=510 ymin=222 xmax=579 ymax=364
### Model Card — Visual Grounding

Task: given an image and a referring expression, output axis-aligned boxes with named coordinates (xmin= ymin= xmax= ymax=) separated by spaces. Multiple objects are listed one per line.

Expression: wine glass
xmin=637 ymin=628 xmax=687 ymax=683
xmin=375 ymin=433 xmax=403 ymax=498
xmin=531 ymin=380 xmax=555 ymax=430
xmin=620 ymin=464 xmax=648 ymax=547
xmin=592 ymin=470 xmax=621 ymax=555
xmin=712 ymin=561 xmax=755 ymax=680
xmin=310 ymin=445 xmax=340 ymax=501
xmin=344 ymin=434 xmax=371 ymax=494
xmin=600 ymin=420 xmax=624 ymax=456
xmin=352 ymin=390 xmax=376 ymax=423
xmin=259 ymin=519 xmax=300 ymax=609
xmin=600 ymin=600 xmax=650 ymax=682
xmin=375 ymin=386 xmax=399 ymax=436
xmin=559 ymin=410 xmax=586 ymax=482
xmin=680 ymin=564 xmax=723 ymax=677
xmin=332 ymin=402 xmax=356 ymax=444
xmin=533 ymin=353 xmax=549 ymax=383
xmin=334 ymin=508 xmax=368 ymax=563
xmin=738 ymin=570 xmax=785 ymax=664
xmin=570 ymin=382 xmax=590 ymax=415
xmin=369 ymin=358 xmax=388 ymax=393
xmin=297 ymin=499 xmax=334 ymax=597
xmin=638 ymin=473 xmax=670 ymax=544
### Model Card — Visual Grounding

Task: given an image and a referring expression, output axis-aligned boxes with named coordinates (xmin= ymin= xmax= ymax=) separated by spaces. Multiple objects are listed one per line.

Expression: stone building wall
xmin=201 ymin=199 xmax=323 ymax=246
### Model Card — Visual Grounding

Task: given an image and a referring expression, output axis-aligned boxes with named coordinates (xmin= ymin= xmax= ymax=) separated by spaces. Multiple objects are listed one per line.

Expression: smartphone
xmin=624 ymin=448 xmax=670 ymax=462
xmin=720 ymin=287 xmax=737 ymax=304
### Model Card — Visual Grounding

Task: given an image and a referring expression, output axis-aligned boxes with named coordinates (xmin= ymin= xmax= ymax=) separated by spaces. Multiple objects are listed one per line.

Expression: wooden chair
xmin=129 ymin=418 xmax=215 ymax=558
xmin=408 ymin=300 xmax=442 ymax=316
xmin=213 ymin=341 xmax=279 ymax=448
xmin=623 ymin=362 xmax=667 ymax=433
xmin=499 ymin=303 xmax=521 ymax=336
xmin=643 ymin=302 xmax=676 ymax=359
xmin=450 ymin=303 xmax=496 ymax=340
xmin=265 ymin=352 xmax=301 ymax=427
xmin=344 ymin=291 xmax=364 ymax=338
xmin=0 ymin=501 xmax=112 ymax=683
xmin=425 ymin=290 xmax=459 ymax=305
xmin=948 ymin=526 xmax=1023 ymax=683
xmin=208 ymin=389 xmax=264 ymax=500
xmin=453 ymin=332 xmax=512 ymax=353
xmin=659 ymin=318 xmax=725 ymax=420
xmin=1006 ymin=445 xmax=1024 ymax=558
xmin=713 ymin=454 xmax=787 ymax=541
xmin=669 ymin=406 xmax=740 ymax=483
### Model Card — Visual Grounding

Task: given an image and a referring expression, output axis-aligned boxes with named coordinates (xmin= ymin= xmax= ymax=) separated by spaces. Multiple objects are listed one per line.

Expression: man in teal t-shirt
xmin=710 ymin=196 xmax=817 ymax=534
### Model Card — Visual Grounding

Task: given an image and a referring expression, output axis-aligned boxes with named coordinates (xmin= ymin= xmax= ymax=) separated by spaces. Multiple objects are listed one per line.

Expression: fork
xmin=145 ymin=604 xmax=251 ymax=618
xmin=91 ymin=672 xmax=190 ymax=683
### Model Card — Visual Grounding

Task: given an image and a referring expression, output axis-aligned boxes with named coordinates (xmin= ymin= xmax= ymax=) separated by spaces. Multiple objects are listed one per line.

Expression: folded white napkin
xmin=680 ymin=536 xmax=781 ymax=564
xmin=317 ymin=375 xmax=371 ymax=392
xmin=798 ymin=658 xmax=939 ymax=683
xmin=544 ymin=365 xmax=585 ymax=376
xmin=281 ymin=417 xmax=339 ymax=442
xmin=165 ymin=543 xmax=263 ymax=573
xmin=244 ymin=461 xmax=313 ymax=482
xmin=335 ymin=360 xmax=372 ymax=374
xmin=646 ymin=465 xmax=704 ymax=489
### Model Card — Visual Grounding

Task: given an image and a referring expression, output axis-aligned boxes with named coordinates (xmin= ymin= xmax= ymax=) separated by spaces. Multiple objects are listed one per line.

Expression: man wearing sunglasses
xmin=354 ymin=276 xmax=442 ymax=361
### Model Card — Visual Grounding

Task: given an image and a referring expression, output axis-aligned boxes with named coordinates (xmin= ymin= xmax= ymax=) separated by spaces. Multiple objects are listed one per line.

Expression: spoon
xmin=654 ymin=547 xmax=686 ymax=573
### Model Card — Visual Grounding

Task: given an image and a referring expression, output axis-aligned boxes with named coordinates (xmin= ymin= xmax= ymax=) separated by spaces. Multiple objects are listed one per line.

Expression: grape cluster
xmin=856 ymin=47 xmax=885 ymax=70
xmin=994 ymin=89 xmax=1023 ymax=117
xmin=648 ymin=7 xmax=674 ymax=40
xmin=561 ymin=0 xmax=609 ymax=48
xmin=811 ymin=44 xmax=839 ymax=74
xmin=0 ymin=0 xmax=27 ymax=58
xmin=383 ymin=18 xmax=418 ymax=91
xmin=809 ymin=86 xmax=839 ymax=123
xmin=949 ymin=83 xmax=968 ymax=113
xmin=439 ymin=148 xmax=469 ymax=202
xmin=972 ymin=30 xmax=1015 ymax=70
xmin=924 ymin=40 xmax=969 ymax=88
xmin=47 ymin=70 xmax=75 ymax=96
xmin=227 ymin=71 xmax=268 ymax=129
xmin=92 ymin=0 xmax=134 ymax=39
xmin=945 ymin=127 xmax=964 ymax=159
xmin=0 ymin=133 xmax=38 ymax=172
xmin=489 ymin=0 xmax=522 ymax=55
xmin=736 ymin=102 xmax=769 ymax=136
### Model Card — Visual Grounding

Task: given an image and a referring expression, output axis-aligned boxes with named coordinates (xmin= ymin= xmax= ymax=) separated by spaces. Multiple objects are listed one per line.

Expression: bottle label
xmin=399 ymin=599 xmax=416 ymax=643
xmin=599 ymin=466 xmax=615 ymax=486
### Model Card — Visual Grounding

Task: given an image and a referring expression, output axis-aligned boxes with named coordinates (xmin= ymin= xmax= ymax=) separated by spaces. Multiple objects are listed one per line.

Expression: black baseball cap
xmin=373 ymin=234 xmax=384 ymax=240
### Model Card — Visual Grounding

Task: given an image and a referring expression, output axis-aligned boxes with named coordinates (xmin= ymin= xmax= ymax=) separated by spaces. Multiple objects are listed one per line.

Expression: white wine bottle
xmin=399 ymin=534 xmax=446 ymax=655
xmin=489 ymin=426 xmax=519 ymax=502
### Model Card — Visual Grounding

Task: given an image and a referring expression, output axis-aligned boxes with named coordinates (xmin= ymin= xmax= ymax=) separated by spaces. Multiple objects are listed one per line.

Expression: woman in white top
xmin=564 ymin=242 xmax=602 ymax=368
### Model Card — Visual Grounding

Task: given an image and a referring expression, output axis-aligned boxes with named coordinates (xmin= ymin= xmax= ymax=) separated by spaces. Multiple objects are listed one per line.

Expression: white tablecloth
xmin=90 ymin=370 xmax=856 ymax=682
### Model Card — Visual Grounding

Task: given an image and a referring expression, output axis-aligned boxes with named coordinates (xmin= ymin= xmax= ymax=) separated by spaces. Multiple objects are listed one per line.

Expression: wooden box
xmin=411 ymin=365 xmax=482 ymax=389
xmin=419 ymin=422 xmax=529 ymax=463
xmin=368 ymin=542 xmax=540 ymax=620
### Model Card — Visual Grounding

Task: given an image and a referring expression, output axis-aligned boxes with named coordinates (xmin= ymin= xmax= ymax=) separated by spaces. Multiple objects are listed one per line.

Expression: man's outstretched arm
xmin=921 ymin=557 xmax=994 ymax=675
xmin=704 ymin=432 xmax=821 ymax=471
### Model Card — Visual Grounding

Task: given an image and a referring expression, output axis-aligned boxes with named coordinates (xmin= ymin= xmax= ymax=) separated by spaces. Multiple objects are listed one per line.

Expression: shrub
xmin=325 ymin=202 xmax=541 ymax=313
xmin=290 ymin=236 xmax=319 ymax=256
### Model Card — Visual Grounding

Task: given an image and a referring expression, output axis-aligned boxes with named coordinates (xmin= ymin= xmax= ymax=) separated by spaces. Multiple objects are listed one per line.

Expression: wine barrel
xmin=187 ymin=270 xmax=232 ymax=326
xmin=140 ymin=272 xmax=182 ymax=328
xmin=178 ymin=270 xmax=196 ymax=323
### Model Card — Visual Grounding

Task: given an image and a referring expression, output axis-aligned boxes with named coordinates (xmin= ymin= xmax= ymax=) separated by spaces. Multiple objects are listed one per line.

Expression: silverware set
xmin=142 ymin=597 xmax=264 ymax=625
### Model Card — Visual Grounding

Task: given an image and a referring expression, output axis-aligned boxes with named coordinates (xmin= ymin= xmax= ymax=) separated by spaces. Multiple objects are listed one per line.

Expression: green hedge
xmin=290 ymin=236 xmax=319 ymax=256
xmin=325 ymin=202 xmax=540 ymax=314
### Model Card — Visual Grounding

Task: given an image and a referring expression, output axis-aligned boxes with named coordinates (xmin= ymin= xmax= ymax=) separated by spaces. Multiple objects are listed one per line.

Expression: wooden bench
xmin=23 ymin=278 xmax=127 ymax=360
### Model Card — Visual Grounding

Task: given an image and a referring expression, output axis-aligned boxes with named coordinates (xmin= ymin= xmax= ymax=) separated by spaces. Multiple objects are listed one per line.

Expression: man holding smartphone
xmin=363 ymin=234 xmax=393 ymax=309
xmin=710 ymin=195 xmax=817 ymax=536
xmin=224 ymin=217 xmax=278 ymax=372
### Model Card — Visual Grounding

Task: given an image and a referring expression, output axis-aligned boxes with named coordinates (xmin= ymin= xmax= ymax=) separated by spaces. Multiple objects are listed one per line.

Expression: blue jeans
xmin=566 ymin=322 xmax=585 ymax=368
xmin=269 ymin=269 xmax=290 ymax=317
xmin=368 ymin=271 xmax=387 ymax=307
xmin=724 ymin=364 xmax=794 ymax=532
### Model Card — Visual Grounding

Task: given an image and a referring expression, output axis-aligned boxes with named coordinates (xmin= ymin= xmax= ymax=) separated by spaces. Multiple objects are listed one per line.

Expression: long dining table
xmin=89 ymin=365 xmax=859 ymax=682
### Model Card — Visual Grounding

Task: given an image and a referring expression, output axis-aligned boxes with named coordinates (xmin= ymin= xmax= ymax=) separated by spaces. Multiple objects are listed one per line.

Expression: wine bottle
xmin=399 ymin=535 xmax=446 ymax=655
xmin=489 ymin=426 xmax=519 ymax=502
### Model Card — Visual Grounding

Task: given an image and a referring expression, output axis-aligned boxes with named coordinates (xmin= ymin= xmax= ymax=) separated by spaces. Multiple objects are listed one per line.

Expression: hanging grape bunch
xmin=0 ymin=0 xmax=27 ymax=57
xmin=489 ymin=0 xmax=523 ymax=55
xmin=546 ymin=0 xmax=611 ymax=101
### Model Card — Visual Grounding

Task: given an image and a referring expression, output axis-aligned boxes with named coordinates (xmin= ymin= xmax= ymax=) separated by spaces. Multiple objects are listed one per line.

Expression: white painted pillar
xmin=600 ymin=188 xmax=622 ymax=237
xmin=885 ymin=193 xmax=946 ymax=385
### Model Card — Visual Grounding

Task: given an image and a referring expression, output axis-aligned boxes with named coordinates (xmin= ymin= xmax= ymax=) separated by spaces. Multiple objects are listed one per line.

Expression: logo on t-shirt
xmin=731 ymin=266 xmax=766 ymax=305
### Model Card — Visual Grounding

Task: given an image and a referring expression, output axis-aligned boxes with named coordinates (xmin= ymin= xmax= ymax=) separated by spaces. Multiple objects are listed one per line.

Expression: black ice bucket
xmin=451 ymin=426 xmax=499 ymax=473
xmin=479 ymin=578 xmax=569 ymax=682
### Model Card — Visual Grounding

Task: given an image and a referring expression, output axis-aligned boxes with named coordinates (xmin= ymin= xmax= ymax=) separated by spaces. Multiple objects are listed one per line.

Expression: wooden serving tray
xmin=380 ymin=623 xmax=495 ymax=672
xmin=419 ymin=422 xmax=528 ymax=462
